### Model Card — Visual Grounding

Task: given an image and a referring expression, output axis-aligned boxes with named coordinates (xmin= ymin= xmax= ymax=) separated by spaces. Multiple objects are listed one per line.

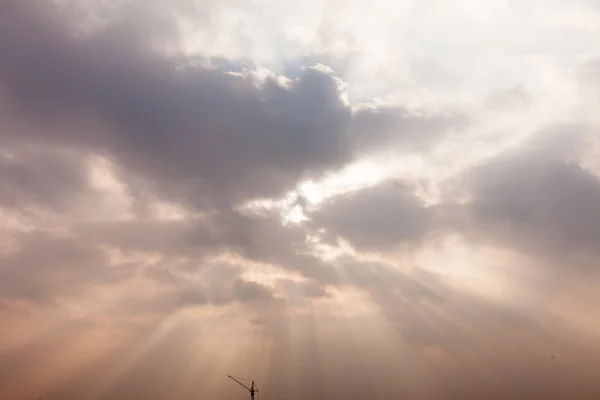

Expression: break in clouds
xmin=1 ymin=1 xmax=600 ymax=399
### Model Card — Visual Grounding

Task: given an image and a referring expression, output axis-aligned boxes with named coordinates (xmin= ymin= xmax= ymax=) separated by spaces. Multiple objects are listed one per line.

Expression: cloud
xmin=74 ymin=208 xmax=340 ymax=287
xmin=454 ymin=127 xmax=600 ymax=266
xmin=0 ymin=150 xmax=90 ymax=215
xmin=0 ymin=231 xmax=118 ymax=302
xmin=350 ymin=105 xmax=468 ymax=155
xmin=127 ymin=264 xmax=279 ymax=315
xmin=0 ymin=1 xmax=470 ymax=214
xmin=0 ymin=1 xmax=354 ymax=211
xmin=1 ymin=1 xmax=600 ymax=399
xmin=310 ymin=180 xmax=436 ymax=251
xmin=484 ymin=84 xmax=532 ymax=111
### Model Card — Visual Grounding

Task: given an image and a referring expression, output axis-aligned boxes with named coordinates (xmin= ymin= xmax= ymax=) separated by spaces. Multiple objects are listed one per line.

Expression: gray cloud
xmin=0 ymin=1 xmax=354 ymax=212
xmin=124 ymin=263 xmax=280 ymax=316
xmin=310 ymin=180 xmax=436 ymax=251
xmin=350 ymin=106 xmax=468 ymax=155
xmin=0 ymin=214 xmax=296 ymax=312
xmin=231 ymin=278 xmax=276 ymax=303
xmin=0 ymin=1 xmax=464 ymax=305
xmin=0 ymin=231 xmax=120 ymax=302
xmin=0 ymin=0 xmax=466 ymax=215
xmin=75 ymin=209 xmax=340 ymax=286
xmin=0 ymin=149 xmax=90 ymax=215
xmin=455 ymin=127 xmax=600 ymax=265
xmin=278 ymin=279 xmax=329 ymax=301
xmin=0 ymin=228 xmax=285 ymax=320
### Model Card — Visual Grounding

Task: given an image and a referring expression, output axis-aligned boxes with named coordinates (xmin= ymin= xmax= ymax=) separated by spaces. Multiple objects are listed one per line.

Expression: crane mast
xmin=228 ymin=375 xmax=258 ymax=400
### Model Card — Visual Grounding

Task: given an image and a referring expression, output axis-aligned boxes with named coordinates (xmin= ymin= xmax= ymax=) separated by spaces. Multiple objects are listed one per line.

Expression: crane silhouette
xmin=228 ymin=375 xmax=258 ymax=400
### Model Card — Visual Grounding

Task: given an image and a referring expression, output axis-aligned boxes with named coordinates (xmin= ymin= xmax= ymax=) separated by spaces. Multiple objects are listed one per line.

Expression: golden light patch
xmin=299 ymin=159 xmax=390 ymax=205
xmin=86 ymin=155 xmax=135 ymax=221
xmin=323 ymin=287 xmax=379 ymax=318
xmin=413 ymin=235 xmax=525 ymax=303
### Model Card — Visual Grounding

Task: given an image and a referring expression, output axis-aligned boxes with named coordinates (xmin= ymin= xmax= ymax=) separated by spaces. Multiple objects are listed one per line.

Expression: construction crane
xmin=228 ymin=375 xmax=259 ymax=400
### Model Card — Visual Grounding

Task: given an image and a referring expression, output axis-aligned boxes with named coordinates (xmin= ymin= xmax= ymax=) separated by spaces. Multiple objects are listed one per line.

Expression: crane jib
xmin=228 ymin=375 xmax=259 ymax=400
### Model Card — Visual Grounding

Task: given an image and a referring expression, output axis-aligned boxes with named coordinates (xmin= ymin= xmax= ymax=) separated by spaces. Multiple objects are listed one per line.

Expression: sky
xmin=1 ymin=0 xmax=600 ymax=399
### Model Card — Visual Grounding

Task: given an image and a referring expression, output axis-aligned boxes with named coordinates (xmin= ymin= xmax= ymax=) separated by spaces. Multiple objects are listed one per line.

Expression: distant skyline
xmin=1 ymin=0 xmax=600 ymax=399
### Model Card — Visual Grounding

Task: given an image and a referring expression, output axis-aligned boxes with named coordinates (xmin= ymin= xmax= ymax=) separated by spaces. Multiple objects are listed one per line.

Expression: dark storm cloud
xmin=310 ymin=180 xmax=436 ymax=251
